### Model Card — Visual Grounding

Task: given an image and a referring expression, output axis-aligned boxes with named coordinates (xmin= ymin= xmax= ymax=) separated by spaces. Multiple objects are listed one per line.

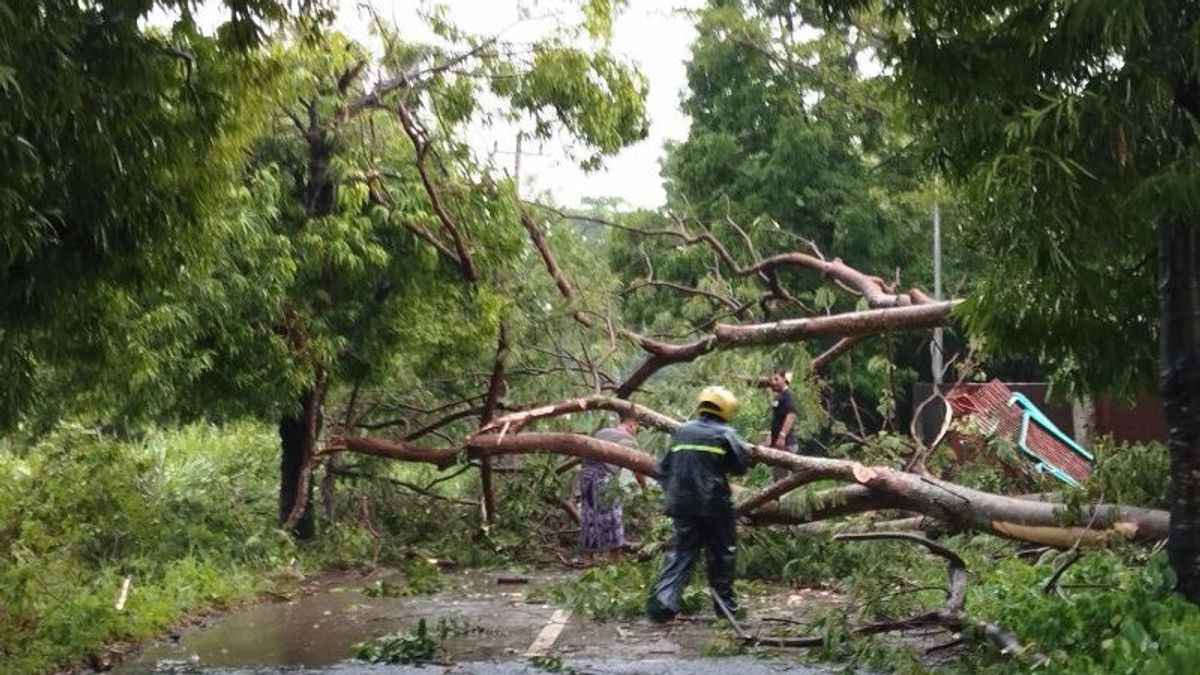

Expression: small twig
xmin=332 ymin=467 xmax=476 ymax=506
xmin=1043 ymin=548 xmax=1083 ymax=597
xmin=925 ymin=637 xmax=965 ymax=654
xmin=835 ymin=532 xmax=966 ymax=569
xmin=711 ymin=589 xmax=824 ymax=648
xmin=422 ymin=463 xmax=475 ymax=490
xmin=844 ymin=353 xmax=869 ymax=439
xmin=918 ymin=476 xmax=973 ymax=504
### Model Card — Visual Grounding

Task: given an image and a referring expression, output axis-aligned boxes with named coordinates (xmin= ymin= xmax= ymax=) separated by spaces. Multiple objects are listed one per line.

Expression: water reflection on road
xmin=116 ymin=569 xmax=839 ymax=675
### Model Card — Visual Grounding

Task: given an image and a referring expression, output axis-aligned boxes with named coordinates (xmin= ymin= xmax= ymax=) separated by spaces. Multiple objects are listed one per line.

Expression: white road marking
xmin=524 ymin=608 xmax=571 ymax=656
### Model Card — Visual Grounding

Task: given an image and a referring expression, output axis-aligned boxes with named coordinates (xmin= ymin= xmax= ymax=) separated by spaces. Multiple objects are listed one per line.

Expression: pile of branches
xmin=314 ymin=211 xmax=1165 ymax=657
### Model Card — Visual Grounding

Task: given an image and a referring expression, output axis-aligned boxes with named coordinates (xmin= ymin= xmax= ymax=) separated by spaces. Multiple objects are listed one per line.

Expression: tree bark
xmin=1159 ymin=218 xmax=1200 ymax=602
xmin=465 ymin=432 xmax=1170 ymax=544
xmin=322 ymin=435 xmax=459 ymax=467
xmin=281 ymin=371 xmax=325 ymax=537
xmin=279 ymin=389 xmax=318 ymax=539
xmin=477 ymin=326 xmax=509 ymax=527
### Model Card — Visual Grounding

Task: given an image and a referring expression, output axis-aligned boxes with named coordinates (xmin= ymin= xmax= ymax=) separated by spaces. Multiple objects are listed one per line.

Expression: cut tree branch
xmin=615 ymin=301 xmax=958 ymax=397
xmin=395 ymin=101 xmax=479 ymax=282
xmin=520 ymin=213 xmax=576 ymax=300
xmin=323 ymin=435 xmax=459 ymax=469
xmin=717 ymin=532 xmax=1021 ymax=655
xmin=835 ymin=533 xmax=1024 ymax=655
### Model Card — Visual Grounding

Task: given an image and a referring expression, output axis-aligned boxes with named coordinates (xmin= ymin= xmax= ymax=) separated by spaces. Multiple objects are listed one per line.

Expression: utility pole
xmin=513 ymin=132 xmax=522 ymax=198
xmin=931 ymin=179 xmax=944 ymax=385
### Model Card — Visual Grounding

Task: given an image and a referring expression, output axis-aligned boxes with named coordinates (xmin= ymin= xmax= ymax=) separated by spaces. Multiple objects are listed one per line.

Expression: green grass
xmin=0 ymin=423 xmax=309 ymax=674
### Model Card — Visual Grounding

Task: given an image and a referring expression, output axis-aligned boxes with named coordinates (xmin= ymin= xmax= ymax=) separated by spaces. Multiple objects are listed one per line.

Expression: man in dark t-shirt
xmin=768 ymin=368 xmax=798 ymax=482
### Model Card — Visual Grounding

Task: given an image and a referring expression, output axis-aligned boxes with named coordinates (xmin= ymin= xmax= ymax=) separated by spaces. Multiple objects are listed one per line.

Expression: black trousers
xmin=646 ymin=513 xmax=737 ymax=621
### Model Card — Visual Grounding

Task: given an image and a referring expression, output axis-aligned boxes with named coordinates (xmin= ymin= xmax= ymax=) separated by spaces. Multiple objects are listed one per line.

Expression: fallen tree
xmin=466 ymin=395 xmax=1168 ymax=544
xmin=320 ymin=214 xmax=1168 ymax=557
xmin=327 ymin=401 xmax=1169 ymax=549
xmin=461 ymin=430 xmax=1168 ymax=545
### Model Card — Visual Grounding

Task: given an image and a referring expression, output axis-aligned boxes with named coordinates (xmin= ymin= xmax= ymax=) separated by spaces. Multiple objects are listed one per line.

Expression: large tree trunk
xmin=464 ymin=432 xmax=1170 ymax=543
xmin=330 ymin=418 xmax=1170 ymax=548
xmin=279 ymin=383 xmax=323 ymax=539
xmin=276 ymin=109 xmax=334 ymax=540
xmin=279 ymin=404 xmax=314 ymax=539
xmin=1159 ymin=219 xmax=1200 ymax=602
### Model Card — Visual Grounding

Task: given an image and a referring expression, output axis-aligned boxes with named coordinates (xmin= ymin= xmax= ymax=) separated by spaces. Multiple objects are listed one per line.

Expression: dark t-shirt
xmin=770 ymin=389 xmax=797 ymax=448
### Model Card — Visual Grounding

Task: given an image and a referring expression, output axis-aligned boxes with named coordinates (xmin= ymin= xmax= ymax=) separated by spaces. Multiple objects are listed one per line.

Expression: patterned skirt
xmin=579 ymin=462 xmax=625 ymax=553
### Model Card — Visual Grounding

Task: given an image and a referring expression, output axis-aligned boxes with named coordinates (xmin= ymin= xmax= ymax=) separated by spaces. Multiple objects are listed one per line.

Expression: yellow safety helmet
xmin=695 ymin=385 xmax=738 ymax=421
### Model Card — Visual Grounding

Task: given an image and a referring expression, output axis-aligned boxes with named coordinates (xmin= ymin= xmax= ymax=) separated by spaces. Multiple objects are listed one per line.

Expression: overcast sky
xmin=156 ymin=1 xmax=703 ymax=209
xmin=341 ymin=1 xmax=702 ymax=209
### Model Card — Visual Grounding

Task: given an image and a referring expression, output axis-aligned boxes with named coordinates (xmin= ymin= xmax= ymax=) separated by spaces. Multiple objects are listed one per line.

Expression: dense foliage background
xmin=2 ymin=1 xmax=1199 ymax=673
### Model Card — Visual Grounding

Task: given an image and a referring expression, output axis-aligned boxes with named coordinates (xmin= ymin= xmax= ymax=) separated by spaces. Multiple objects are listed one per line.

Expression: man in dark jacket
xmin=768 ymin=367 xmax=799 ymax=482
xmin=647 ymin=385 xmax=752 ymax=623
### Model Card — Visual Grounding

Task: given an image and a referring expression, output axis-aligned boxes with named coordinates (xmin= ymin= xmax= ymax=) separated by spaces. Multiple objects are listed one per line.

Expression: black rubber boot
xmin=646 ymin=595 xmax=677 ymax=623
xmin=647 ymin=517 xmax=703 ymax=621
xmin=704 ymin=513 xmax=739 ymax=618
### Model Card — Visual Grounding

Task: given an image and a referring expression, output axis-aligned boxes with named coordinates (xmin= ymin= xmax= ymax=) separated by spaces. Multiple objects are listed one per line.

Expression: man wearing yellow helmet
xmin=646 ymin=385 xmax=752 ymax=623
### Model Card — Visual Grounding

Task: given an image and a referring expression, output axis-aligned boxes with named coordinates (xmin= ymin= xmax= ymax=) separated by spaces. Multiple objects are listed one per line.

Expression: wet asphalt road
xmin=114 ymin=569 xmax=846 ymax=675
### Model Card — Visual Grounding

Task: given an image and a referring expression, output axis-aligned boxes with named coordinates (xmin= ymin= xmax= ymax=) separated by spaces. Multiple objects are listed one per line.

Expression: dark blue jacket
xmin=658 ymin=413 xmax=752 ymax=517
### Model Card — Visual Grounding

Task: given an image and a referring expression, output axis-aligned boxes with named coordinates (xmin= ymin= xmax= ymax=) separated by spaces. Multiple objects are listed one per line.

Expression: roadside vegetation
xmin=5 ymin=0 xmax=1200 ymax=673
xmin=3 ymin=418 xmax=1199 ymax=674
xmin=0 ymin=424 xmax=290 ymax=673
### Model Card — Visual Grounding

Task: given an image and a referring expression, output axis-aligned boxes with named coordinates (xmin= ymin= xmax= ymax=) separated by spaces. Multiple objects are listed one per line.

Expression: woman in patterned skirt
xmin=580 ymin=415 xmax=641 ymax=565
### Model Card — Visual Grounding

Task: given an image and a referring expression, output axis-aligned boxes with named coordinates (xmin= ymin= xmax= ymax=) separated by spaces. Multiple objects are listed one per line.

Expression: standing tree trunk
xmin=478 ymin=326 xmax=509 ymax=527
xmin=279 ymin=381 xmax=324 ymax=539
xmin=276 ymin=108 xmax=336 ymax=540
xmin=1159 ymin=219 xmax=1200 ymax=602
xmin=279 ymin=397 xmax=314 ymax=539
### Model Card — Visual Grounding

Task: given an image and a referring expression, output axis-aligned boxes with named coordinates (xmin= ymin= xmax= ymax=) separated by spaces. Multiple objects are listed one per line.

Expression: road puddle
xmin=116 ymin=568 xmax=842 ymax=674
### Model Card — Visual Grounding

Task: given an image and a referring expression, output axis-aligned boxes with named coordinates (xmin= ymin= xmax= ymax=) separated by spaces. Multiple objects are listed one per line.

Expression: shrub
xmin=0 ymin=423 xmax=292 ymax=673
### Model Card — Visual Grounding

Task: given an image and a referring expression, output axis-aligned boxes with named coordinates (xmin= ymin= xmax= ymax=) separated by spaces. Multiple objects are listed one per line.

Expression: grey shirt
xmin=589 ymin=426 xmax=638 ymax=475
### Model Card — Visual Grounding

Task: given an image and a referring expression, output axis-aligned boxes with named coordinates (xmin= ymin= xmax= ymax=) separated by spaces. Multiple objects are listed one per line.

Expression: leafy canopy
xmin=821 ymin=0 xmax=1200 ymax=393
xmin=0 ymin=0 xmax=323 ymax=427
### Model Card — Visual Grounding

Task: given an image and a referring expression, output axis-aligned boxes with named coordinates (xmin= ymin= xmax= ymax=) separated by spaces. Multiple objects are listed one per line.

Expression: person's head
xmin=694 ymin=385 xmax=738 ymax=422
xmin=617 ymin=413 xmax=639 ymax=434
xmin=769 ymin=367 xmax=791 ymax=393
